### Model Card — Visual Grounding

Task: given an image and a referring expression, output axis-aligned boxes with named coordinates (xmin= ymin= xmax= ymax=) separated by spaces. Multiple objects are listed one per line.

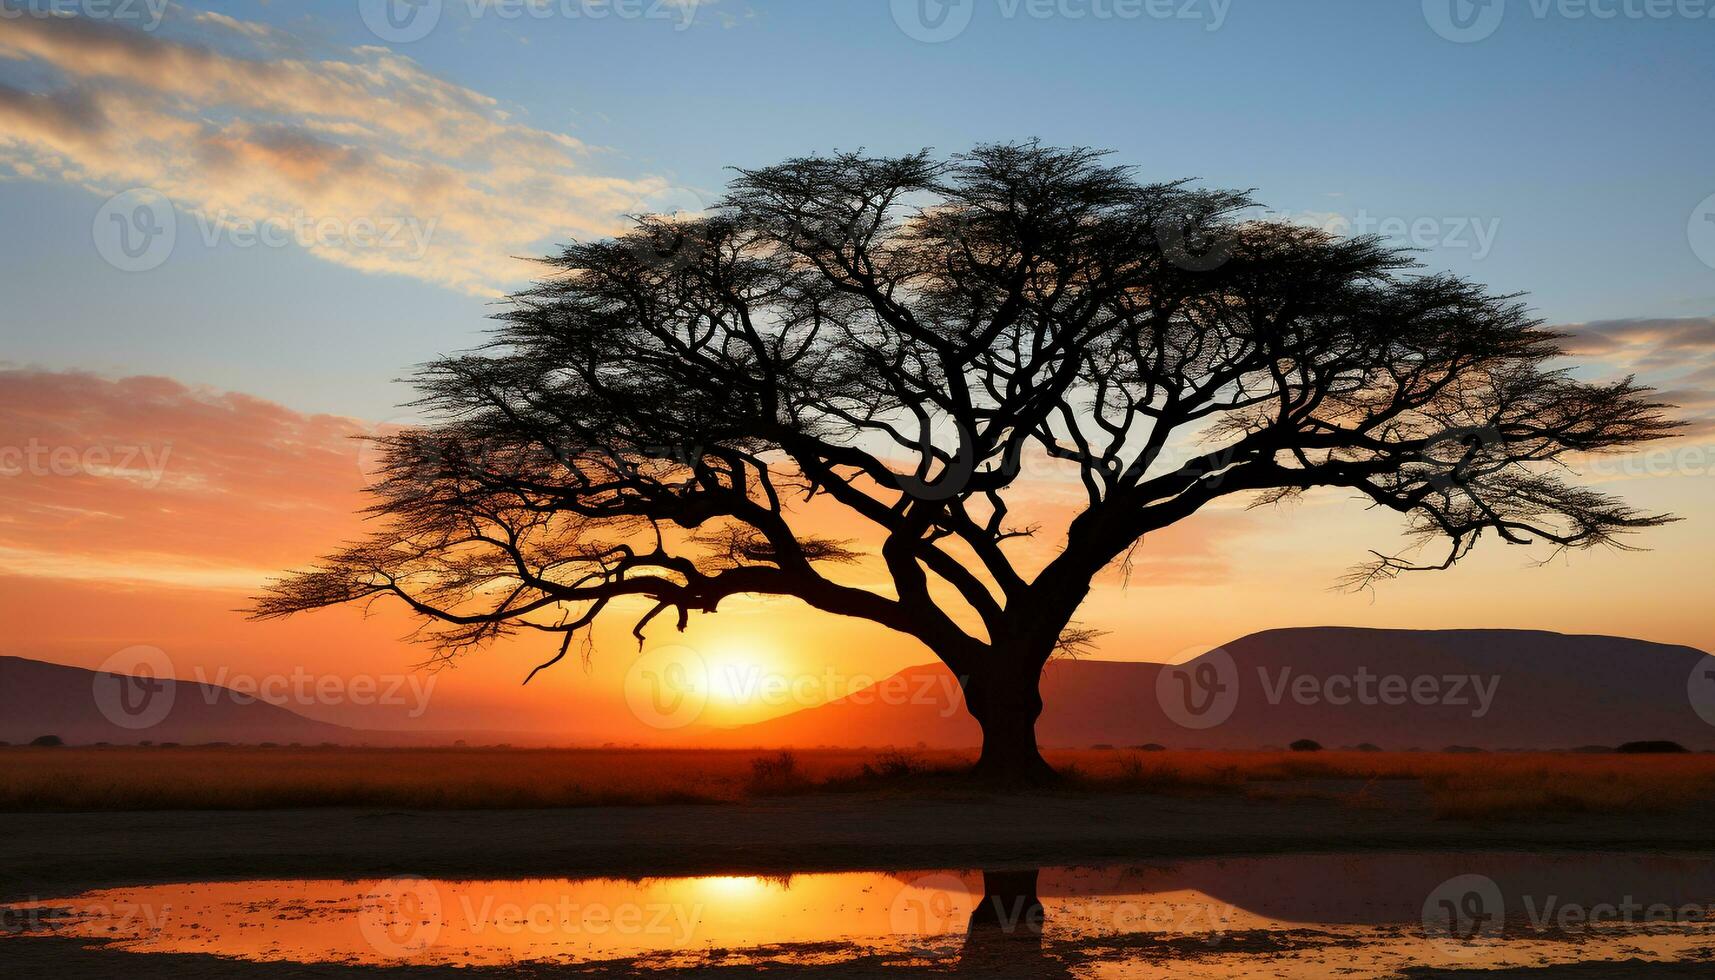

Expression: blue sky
xmin=2 ymin=0 xmax=1712 ymax=418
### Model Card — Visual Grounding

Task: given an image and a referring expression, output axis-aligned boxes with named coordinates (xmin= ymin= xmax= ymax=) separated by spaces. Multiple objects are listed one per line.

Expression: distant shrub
xmin=1105 ymin=752 xmax=1245 ymax=794
xmin=861 ymin=748 xmax=927 ymax=780
xmin=1443 ymin=745 xmax=1484 ymax=754
xmin=1617 ymin=740 xmax=1688 ymax=754
xmin=1355 ymin=743 xmax=1383 ymax=752
xmin=1129 ymin=743 xmax=1167 ymax=752
xmin=29 ymin=735 xmax=64 ymax=747
xmin=746 ymin=750 xmax=810 ymax=795
xmin=1289 ymin=739 xmax=1322 ymax=752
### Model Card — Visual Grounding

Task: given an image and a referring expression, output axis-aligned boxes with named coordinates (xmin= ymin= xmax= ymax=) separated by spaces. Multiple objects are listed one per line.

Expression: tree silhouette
xmin=253 ymin=143 xmax=1678 ymax=782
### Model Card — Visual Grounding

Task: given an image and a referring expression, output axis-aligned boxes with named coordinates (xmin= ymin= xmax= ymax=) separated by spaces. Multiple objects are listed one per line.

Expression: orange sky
xmin=3 ymin=351 xmax=1712 ymax=742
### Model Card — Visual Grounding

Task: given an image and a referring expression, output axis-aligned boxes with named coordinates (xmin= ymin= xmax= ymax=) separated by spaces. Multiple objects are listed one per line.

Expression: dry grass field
xmin=4 ymin=745 xmax=1714 ymax=818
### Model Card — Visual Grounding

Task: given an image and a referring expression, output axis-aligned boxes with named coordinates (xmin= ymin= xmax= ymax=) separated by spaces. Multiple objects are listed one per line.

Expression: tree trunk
xmin=966 ymin=661 xmax=1058 ymax=785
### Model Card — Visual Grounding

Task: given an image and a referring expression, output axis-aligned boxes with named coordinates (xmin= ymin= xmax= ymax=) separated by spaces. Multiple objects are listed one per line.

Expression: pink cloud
xmin=0 ymin=369 xmax=374 ymax=584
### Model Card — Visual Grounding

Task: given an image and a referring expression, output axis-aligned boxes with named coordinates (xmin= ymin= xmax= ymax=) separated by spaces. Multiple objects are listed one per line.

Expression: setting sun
xmin=704 ymin=650 xmax=776 ymax=706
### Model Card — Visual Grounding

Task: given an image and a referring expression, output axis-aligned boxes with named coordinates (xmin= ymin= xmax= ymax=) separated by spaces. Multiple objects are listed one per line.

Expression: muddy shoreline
xmin=6 ymin=787 xmax=1715 ymax=902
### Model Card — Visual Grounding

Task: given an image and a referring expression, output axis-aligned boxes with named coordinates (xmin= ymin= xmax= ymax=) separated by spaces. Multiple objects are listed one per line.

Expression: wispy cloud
xmin=0 ymin=368 xmax=374 ymax=588
xmin=0 ymin=9 xmax=670 ymax=293
xmin=1555 ymin=316 xmax=1715 ymax=439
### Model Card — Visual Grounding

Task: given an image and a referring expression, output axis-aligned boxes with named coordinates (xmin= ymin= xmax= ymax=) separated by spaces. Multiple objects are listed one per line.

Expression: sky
xmin=2 ymin=0 xmax=1713 ymax=740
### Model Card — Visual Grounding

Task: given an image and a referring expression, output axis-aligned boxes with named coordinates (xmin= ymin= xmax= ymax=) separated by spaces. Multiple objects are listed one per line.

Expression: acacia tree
xmin=254 ymin=143 xmax=1677 ymax=782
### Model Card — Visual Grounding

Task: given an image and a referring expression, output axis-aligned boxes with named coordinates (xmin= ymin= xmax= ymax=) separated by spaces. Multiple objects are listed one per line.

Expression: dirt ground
xmin=7 ymin=782 xmax=1715 ymax=902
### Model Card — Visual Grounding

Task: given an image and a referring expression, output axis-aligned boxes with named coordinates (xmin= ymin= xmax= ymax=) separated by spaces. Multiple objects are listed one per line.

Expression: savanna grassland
xmin=6 ymin=745 xmax=1715 ymax=819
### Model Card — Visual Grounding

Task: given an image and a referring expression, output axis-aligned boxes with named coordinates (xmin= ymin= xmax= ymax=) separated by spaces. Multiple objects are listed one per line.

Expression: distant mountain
xmin=712 ymin=628 xmax=1715 ymax=751
xmin=0 ymin=656 xmax=358 ymax=746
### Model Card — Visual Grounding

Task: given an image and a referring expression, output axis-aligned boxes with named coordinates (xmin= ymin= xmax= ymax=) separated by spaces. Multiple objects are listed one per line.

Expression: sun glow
xmin=694 ymin=633 xmax=793 ymax=702
xmin=703 ymin=648 xmax=776 ymax=704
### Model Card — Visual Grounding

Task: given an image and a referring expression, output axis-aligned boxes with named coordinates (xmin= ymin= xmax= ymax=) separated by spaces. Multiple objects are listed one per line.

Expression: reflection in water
xmin=5 ymin=853 xmax=1715 ymax=976
xmin=958 ymin=869 xmax=1070 ymax=978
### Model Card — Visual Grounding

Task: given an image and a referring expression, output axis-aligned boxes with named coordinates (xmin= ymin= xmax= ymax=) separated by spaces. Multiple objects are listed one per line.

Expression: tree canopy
xmin=254 ymin=142 xmax=1677 ymax=779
